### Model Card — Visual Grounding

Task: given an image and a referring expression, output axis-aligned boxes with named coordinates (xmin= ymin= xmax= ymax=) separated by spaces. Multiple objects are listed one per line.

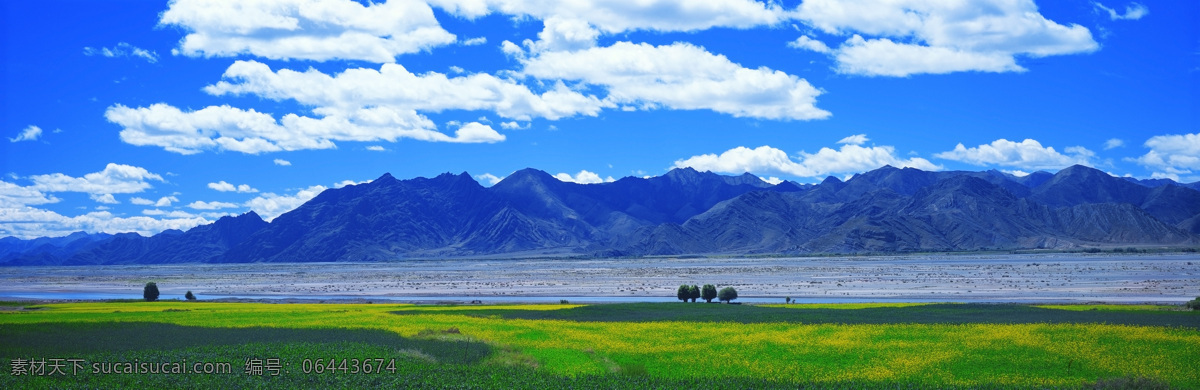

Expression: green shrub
xmin=1186 ymin=297 xmax=1200 ymax=311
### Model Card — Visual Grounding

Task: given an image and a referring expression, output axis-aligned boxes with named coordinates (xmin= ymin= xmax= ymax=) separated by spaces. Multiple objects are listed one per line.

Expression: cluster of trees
xmin=142 ymin=282 xmax=197 ymax=302
xmin=676 ymin=284 xmax=738 ymax=303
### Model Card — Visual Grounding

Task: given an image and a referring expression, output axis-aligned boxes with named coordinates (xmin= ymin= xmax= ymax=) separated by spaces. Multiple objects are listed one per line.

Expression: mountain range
xmin=3 ymin=165 xmax=1198 ymax=265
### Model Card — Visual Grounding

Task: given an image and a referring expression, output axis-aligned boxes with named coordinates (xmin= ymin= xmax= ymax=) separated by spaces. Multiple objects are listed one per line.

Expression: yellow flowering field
xmin=2 ymin=301 xmax=1196 ymax=388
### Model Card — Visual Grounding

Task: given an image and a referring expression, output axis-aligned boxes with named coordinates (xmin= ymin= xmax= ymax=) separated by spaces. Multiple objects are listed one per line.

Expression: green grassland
xmin=1 ymin=301 xmax=1197 ymax=389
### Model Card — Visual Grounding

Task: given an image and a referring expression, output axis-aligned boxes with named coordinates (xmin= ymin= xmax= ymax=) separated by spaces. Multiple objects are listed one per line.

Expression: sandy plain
xmin=1 ymin=253 xmax=1197 ymax=304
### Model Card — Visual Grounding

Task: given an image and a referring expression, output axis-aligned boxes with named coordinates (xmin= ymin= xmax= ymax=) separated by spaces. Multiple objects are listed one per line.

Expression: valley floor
xmin=1 ymin=253 xmax=1196 ymax=304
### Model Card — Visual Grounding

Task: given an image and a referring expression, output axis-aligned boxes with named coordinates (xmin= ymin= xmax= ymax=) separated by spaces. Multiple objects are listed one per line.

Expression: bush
xmin=701 ymin=284 xmax=717 ymax=303
xmin=185 ymin=291 xmax=196 ymax=301
xmin=143 ymin=282 xmax=160 ymax=302
xmin=717 ymin=287 xmax=738 ymax=303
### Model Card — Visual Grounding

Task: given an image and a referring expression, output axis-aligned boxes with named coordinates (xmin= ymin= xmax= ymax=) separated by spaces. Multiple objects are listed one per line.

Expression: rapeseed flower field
xmin=1 ymin=301 xmax=1196 ymax=388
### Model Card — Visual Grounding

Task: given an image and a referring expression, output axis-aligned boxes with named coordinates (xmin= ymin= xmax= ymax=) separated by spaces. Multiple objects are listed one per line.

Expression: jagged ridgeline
xmin=3 ymin=165 xmax=1199 ymax=265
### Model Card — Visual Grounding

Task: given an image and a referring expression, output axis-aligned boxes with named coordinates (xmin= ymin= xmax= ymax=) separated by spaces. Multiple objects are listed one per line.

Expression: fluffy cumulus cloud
xmin=208 ymin=181 xmax=259 ymax=193
xmin=793 ymin=0 xmax=1098 ymax=76
xmin=0 ymin=181 xmax=59 ymax=208
xmin=187 ymin=200 xmax=240 ymax=210
xmin=0 ymin=208 xmax=208 ymax=239
xmin=553 ymin=170 xmax=615 ymax=184
xmin=788 ymin=35 xmax=831 ymax=53
xmin=244 ymin=185 xmax=327 ymax=221
xmin=0 ymin=164 xmax=194 ymax=238
xmin=206 ymin=60 xmax=604 ymax=121
xmin=28 ymin=163 xmax=164 ymax=195
xmin=474 ymin=173 xmax=504 ymax=186
xmin=429 ymin=0 xmax=789 ymax=33
xmin=1093 ymin=2 xmax=1148 ymax=21
xmin=1130 ymin=133 xmax=1200 ymax=181
xmin=106 ymin=102 xmax=504 ymax=154
xmin=673 ymin=138 xmax=940 ymax=179
xmin=82 ymin=42 xmax=159 ymax=63
xmin=9 ymin=125 xmax=43 ymax=142
xmin=520 ymin=42 xmax=830 ymax=120
xmin=159 ymin=0 xmax=456 ymax=63
xmin=934 ymin=138 xmax=1094 ymax=170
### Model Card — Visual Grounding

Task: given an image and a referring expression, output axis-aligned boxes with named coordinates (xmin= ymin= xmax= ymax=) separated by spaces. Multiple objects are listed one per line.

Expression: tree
xmin=701 ymin=284 xmax=717 ymax=303
xmin=143 ymin=282 xmax=160 ymax=302
xmin=185 ymin=291 xmax=196 ymax=301
xmin=717 ymin=287 xmax=738 ymax=303
xmin=1187 ymin=297 xmax=1200 ymax=311
xmin=677 ymin=285 xmax=690 ymax=302
xmin=688 ymin=285 xmax=700 ymax=302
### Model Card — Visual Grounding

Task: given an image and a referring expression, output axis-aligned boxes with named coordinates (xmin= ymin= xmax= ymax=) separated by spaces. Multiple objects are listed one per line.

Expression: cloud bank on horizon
xmin=2 ymin=0 xmax=1196 ymax=238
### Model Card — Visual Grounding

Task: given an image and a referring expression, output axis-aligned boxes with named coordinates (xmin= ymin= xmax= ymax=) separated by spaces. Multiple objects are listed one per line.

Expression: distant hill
xmin=3 ymin=165 xmax=1198 ymax=265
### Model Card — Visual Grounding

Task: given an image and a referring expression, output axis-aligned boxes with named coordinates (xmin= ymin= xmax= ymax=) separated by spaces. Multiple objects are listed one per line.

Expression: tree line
xmin=676 ymin=284 xmax=737 ymax=303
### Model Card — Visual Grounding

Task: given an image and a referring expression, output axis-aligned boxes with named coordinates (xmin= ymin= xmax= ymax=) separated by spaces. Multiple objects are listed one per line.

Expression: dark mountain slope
xmin=3 ymin=166 xmax=1198 ymax=265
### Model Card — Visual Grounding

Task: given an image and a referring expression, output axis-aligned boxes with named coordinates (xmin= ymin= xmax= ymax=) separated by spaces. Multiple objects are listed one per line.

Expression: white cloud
xmin=795 ymin=0 xmax=1098 ymax=77
xmin=244 ymin=185 xmax=327 ymax=221
xmin=366 ymin=145 xmax=387 ymax=151
xmin=1131 ymin=133 xmax=1200 ymax=181
xmin=461 ymin=36 xmax=487 ymax=46
xmin=90 ymin=194 xmax=119 ymax=204
xmin=187 ymin=200 xmax=239 ymax=210
xmin=1093 ymin=2 xmax=1148 ymax=21
xmin=142 ymin=209 xmax=199 ymax=219
xmin=333 ymin=179 xmax=368 ymax=188
xmin=274 ymin=159 xmax=292 ymax=166
xmin=106 ymin=102 xmax=505 ymax=154
xmin=0 ymin=207 xmax=208 ymax=239
xmin=82 ymin=42 xmax=159 ymax=63
xmin=523 ymin=17 xmax=601 ymax=53
xmin=208 ymin=181 xmax=259 ymax=193
xmin=1104 ymin=138 xmax=1124 ymax=150
xmin=837 ymin=134 xmax=869 ymax=145
xmin=159 ymin=0 xmax=456 ymax=63
xmin=520 ymin=41 xmax=830 ymax=120
xmin=834 ymin=35 xmax=1022 ymax=77
xmin=0 ymin=181 xmax=60 ymax=208
xmin=474 ymin=173 xmax=504 ymax=187
xmin=29 ymin=163 xmax=164 ymax=195
xmin=155 ymin=196 xmax=179 ymax=207
xmin=450 ymin=122 xmax=505 ymax=143
xmin=500 ymin=121 xmax=530 ymax=130
xmin=9 ymin=125 xmax=43 ymax=142
xmin=206 ymin=60 xmax=604 ymax=122
xmin=761 ymin=176 xmax=784 ymax=185
xmin=553 ymin=170 xmax=614 ymax=184
xmin=673 ymin=139 xmax=941 ymax=179
xmin=1003 ymin=170 xmax=1031 ymax=177
xmin=429 ymin=0 xmax=789 ymax=33
xmin=934 ymin=138 xmax=1094 ymax=170
xmin=130 ymin=197 xmax=155 ymax=206
xmin=788 ymin=35 xmax=831 ymax=53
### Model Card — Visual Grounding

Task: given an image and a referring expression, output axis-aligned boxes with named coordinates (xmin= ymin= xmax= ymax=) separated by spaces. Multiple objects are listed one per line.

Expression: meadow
xmin=1 ymin=301 xmax=1197 ymax=389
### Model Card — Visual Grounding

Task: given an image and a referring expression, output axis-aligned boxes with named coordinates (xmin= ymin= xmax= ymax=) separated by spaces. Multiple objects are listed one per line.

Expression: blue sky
xmin=1 ymin=0 xmax=1197 ymax=238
